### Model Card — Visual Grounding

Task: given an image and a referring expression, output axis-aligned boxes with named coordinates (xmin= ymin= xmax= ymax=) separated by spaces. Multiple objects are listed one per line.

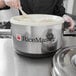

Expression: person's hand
xmin=3 ymin=0 xmax=21 ymax=9
xmin=63 ymin=15 xmax=75 ymax=31
xmin=0 ymin=0 xmax=6 ymax=8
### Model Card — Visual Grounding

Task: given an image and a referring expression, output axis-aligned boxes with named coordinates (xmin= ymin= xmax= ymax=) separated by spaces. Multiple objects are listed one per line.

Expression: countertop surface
xmin=0 ymin=39 xmax=53 ymax=76
xmin=0 ymin=39 xmax=15 ymax=76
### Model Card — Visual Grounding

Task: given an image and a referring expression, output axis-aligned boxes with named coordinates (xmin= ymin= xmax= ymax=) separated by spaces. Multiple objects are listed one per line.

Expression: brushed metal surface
xmin=0 ymin=39 xmax=53 ymax=76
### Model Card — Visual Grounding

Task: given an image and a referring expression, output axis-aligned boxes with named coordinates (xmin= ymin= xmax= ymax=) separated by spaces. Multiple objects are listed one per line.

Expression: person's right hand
xmin=4 ymin=0 xmax=21 ymax=9
xmin=0 ymin=0 xmax=6 ymax=8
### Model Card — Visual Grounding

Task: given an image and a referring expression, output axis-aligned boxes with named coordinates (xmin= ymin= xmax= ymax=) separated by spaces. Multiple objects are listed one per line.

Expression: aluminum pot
xmin=10 ymin=14 xmax=64 ymax=56
xmin=52 ymin=46 xmax=76 ymax=76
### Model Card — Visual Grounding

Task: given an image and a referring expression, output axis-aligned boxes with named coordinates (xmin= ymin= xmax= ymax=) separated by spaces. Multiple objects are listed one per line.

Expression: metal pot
xmin=52 ymin=46 xmax=76 ymax=76
xmin=10 ymin=14 xmax=64 ymax=57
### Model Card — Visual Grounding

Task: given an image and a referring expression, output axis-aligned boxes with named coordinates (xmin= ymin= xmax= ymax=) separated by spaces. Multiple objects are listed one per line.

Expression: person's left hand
xmin=63 ymin=15 xmax=75 ymax=31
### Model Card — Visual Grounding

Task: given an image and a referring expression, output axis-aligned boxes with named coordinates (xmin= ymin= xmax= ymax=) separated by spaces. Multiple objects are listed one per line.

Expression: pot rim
xmin=10 ymin=14 xmax=64 ymax=26
xmin=53 ymin=46 xmax=76 ymax=75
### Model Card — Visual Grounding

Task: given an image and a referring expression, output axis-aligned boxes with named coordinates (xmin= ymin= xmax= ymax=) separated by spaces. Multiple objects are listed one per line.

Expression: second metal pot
xmin=52 ymin=46 xmax=76 ymax=76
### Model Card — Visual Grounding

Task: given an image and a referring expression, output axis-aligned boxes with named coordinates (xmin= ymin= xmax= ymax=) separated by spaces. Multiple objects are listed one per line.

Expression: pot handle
xmin=62 ymin=22 xmax=76 ymax=37
xmin=63 ymin=21 xmax=71 ymax=30
xmin=63 ymin=24 xmax=76 ymax=37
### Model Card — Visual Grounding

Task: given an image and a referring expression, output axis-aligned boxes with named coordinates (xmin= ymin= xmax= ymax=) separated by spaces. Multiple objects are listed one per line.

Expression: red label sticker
xmin=16 ymin=34 xmax=22 ymax=41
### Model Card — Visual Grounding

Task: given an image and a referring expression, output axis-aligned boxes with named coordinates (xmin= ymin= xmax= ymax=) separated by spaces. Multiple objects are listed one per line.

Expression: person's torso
xmin=20 ymin=0 xmax=57 ymax=14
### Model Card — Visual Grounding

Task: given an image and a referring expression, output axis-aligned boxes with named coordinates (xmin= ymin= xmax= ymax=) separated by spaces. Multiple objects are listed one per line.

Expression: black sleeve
xmin=53 ymin=0 xmax=65 ymax=16
xmin=0 ymin=6 xmax=10 ymax=10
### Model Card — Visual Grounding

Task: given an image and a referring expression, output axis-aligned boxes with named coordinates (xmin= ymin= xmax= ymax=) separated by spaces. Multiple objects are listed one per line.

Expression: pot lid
xmin=53 ymin=46 xmax=76 ymax=76
xmin=10 ymin=14 xmax=64 ymax=26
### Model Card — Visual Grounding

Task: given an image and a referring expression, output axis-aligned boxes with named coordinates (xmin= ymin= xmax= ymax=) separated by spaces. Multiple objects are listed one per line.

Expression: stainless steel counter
xmin=0 ymin=39 xmax=53 ymax=76
xmin=0 ymin=39 xmax=15 ymax=76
